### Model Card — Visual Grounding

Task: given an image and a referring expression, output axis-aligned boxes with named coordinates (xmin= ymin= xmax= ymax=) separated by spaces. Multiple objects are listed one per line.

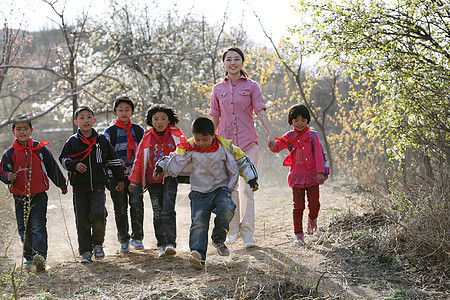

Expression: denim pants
xmin=14 ymin=192 xmax=48 ymax=261
xmin=189 ymin=187 xmax=236 ymax=261
xmin=73 ymin=190 xmax=107 ymax=255
xmin=109 ymin=177 xmax=144 ymax=243
xmin=147 ymin=179 xmax=178 ymax=247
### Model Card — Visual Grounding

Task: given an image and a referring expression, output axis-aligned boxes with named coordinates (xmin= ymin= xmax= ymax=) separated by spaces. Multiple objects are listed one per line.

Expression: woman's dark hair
xmin=114 ymin=96 xmax=135 ymax=112
xmin=146 ymin=104 xmax=180 ymax=126
xmin=288 ymin=104 xmax=311 ymax=125
xmin=222 ymin=47 xmax=249 ymax=78
xmin=192 ymin=117 xmax=215 ymax=136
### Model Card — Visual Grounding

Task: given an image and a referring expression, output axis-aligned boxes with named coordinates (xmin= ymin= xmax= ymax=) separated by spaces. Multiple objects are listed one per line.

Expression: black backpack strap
xmin=109 ymin=126 xmax=117 ymax=147
xmin=132 ymin=124 xmax=143 ymax=143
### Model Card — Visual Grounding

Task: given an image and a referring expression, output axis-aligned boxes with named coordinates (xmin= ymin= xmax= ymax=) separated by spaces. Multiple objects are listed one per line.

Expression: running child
xmin=128 ymin=104 xmax=187 ymax=257
xmin=59 ymin=106 xmax=125 ymax=263
xmin=104 ymin=96 xmax=145 ymax=253
xmin=154 ymin=117 xmax=258 ymax=270
xmin=0 ymin=116 xmax=68 ymax=272
xmin=269 ymin=104 xmax=326 ymax=244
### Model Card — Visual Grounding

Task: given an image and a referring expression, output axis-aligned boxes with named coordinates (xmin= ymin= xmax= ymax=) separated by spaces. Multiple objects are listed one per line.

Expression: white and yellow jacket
xmin=156 ymin=135 xmax=258 ymax=193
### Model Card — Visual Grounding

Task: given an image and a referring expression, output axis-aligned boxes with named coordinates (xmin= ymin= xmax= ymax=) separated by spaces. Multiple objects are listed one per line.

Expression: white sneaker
xmin=226 ymin=233 xmax=238 ymax=244
xmin=165 ymin=244 xmax=176 ymax=256
xmin=244 ymin=240 xmax=256 ymax=249
xmin=158 ymin=246 xmax=166 ymax=257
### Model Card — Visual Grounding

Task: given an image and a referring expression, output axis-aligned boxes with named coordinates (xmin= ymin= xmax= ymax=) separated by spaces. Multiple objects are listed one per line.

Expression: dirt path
xmin=6 ymin=182 xmax=387 ymax=299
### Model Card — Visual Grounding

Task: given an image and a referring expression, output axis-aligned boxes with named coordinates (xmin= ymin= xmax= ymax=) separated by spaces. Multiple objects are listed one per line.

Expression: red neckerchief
xmin=178 ymin=136 xmax=220 ymax=153
xmin=276 ymin=126 xmax=309 ymax=144
xmin=151 ymin=127 xmax=173 ymax=156
xmin=67 ymin=134 xmax=98 ymax=161
xmin=114 ymin=119 xmax=137 ymax=159
xmin=12 ymin=138 xmax=49 ymax=161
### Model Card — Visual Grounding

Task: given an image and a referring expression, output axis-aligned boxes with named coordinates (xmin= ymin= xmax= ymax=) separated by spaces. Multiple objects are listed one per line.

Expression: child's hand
xmin=7 ymin=172 xmax=17 ymax=183
xmin=61 ymin=185 xmax=68 ymax=195
xmin=128 ymin=183 xmax=136 ymax=192
xmin=119 ymin=159 xmax=125 ymax=167
xmin=153 ymin=166 xmax=163 ymax=180
xmin=267 ymin=136 xmax=276 ymax=149
xmin=248 ymin=179 xmax=259 ymax=192
xmin=116 ymin=181 xmax=124 ymax=191
xmin=317 ymin=173 xmax=325 ymax=184
xmin=76 ymin=163 xmax=87 ymax=173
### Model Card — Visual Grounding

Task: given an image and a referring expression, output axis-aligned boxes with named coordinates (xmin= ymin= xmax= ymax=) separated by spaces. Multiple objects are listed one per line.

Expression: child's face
xmin=12 ymin=122 xmax=33 ymax=145
xmin=223 ymin=50 xmax=243 ymax=77
xmin=114 ymin=102 xmax=134 ymax=124
xmin=193 ymin=133 xmax=214 ymax=149
xmin=292 ymin=115 xmax=308 ymax=132
xmin=151 ymin=111 xmax=170 ymax=132
xmin=74 ymin=110 xmax=96 ymax=134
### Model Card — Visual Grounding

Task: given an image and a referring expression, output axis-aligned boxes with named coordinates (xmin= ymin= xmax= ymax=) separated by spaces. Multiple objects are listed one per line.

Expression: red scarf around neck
xmin=12 ymin=138 xmax=49 ymax=161
xmin=114 ymin=119 xmax=137 ymax=159
xmin=276 ymin=126 xmax=309 ymax=144
xmin=178 ymin=136 xmax=220 ymax=153
xmin=67 ymin=134 xmax=98 ymax=161
xmin=151 ymin=128 xmax=173 ymax=156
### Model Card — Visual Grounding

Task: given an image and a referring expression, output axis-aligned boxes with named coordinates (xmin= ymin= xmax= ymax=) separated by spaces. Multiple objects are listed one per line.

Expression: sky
xmin=4 ymin=0 xmax=299 ymax=45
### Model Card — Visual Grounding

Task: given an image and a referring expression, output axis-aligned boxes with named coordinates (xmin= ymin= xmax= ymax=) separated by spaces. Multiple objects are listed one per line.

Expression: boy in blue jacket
xmin=59 ymin=106 xmax=125 ymax=263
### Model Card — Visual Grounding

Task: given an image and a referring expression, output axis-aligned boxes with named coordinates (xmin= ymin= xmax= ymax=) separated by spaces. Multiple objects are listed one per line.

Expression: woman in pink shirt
xmin=209 ymin=46 xmax=276 ymax=248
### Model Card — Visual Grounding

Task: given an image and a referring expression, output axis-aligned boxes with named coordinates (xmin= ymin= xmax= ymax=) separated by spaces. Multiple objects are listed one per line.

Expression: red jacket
xmin=0 ymin=138 xmax=67 ymax=195
xmin=128 ymin=126 xmax=186 ymax=188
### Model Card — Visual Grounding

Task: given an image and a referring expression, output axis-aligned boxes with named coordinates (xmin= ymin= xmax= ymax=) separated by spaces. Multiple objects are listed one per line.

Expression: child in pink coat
xmin=270 ymin=104 xmax=326 ymax=244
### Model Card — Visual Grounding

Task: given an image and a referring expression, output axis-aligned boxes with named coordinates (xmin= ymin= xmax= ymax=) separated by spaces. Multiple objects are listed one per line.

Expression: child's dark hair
xmin=12 ymin=115 xmax=32 ymax=130
xmin=222 ymin=46 xmax=249 ymax=78
xmin=74 ymin=106 xmax=95 ymax=119
xmin=288 ymin=104 xmax=311 ymax=125
xmin=113 ymin=96 xmax=135 ymax=112
xmin=192 ymin=117 xmax=215 ymax=136
xmin=146 ymin=104 xmax=180 ymax=127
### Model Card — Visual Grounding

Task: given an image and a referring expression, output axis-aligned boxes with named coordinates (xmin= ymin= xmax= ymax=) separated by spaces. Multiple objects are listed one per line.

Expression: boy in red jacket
xmin=0 ymin=116 xmax=68 ymax=272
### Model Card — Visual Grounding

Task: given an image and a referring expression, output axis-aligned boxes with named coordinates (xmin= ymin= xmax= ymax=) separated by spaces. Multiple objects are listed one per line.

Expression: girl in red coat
xmin=270 ymin=104 xmax=326 ymax=244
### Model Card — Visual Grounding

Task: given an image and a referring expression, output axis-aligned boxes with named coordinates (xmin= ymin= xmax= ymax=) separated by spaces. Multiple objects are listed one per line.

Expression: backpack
xmin=286 ymin=130 xmax=330 ymax=179
xmin=108 ymin=124 xmax=144 ymax=147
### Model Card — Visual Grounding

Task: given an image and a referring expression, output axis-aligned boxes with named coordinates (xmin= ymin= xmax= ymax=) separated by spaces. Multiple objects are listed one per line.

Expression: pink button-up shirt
xmin=209 ymin=76 xmax=267 ymax=151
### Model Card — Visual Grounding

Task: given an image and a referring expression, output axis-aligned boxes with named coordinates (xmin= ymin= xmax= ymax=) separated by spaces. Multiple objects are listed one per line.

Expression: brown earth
xmin=0 ymin=181 xmax=439 ymax=299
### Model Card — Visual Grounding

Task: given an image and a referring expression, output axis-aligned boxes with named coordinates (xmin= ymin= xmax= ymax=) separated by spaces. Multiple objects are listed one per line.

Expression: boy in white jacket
xmin=154 ymin=117 xmax=258 ymax=270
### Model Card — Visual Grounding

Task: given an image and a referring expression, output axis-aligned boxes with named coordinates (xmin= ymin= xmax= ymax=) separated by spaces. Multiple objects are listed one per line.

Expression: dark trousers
xmin=147 ymin=180 xmax=178 ymax=247
xmin=292 ymin=185 xmax=320 ymax=234
xmin=14 ymin=192 xmax=48 ymax=261
xmin=109 ymin=178 xmax=144 ymax=243
xmin=73 ymin=190 xmax=107 ymax=255
xmin=189 ymin=187 xmax=236 ymax=261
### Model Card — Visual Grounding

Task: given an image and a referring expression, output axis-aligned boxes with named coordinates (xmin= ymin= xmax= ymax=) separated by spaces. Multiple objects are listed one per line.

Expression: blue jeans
xmin=14 ymin=192 xmax=48 ymax=261
xmin=189 ymin=187 xmax=236 ymax=261
xmin=109 ymin=177 xmax=144 ymax=243
xmin=148 ymin=179 xmax=178 ymax=247
xmin=73 ymin=190 xmax=107 ymax=255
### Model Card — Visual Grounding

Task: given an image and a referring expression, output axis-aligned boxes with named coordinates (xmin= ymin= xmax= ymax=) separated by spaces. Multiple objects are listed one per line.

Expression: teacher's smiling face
xmin=223 ymin=50 xmax=243 ymax=77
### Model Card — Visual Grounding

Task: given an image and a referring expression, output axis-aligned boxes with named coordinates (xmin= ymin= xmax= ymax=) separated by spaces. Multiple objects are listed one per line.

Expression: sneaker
xmin=294 ymin=233 xmax=305 ymax=244
xmin=32 ymin=254 xmax=46 ymax=272
xmin=120 ymin=241 xmax=130 ymax=254
xmin=244 ymin=240 xmax=256 ymax=249
xmin=158 ymin=246 xmax=166 ymax=257
xmin=189 ymin=250 xmax=203 ymax=270
xmin=23 ymin=260 xmax=33 ymax=271
xmin=212 ymin=241 xmax=230 ymax=256
xmin=80 ymin=251 xmax=92 ymax=263
xmin=93 ymin=245 xmax=105 ymax=260
xmin=307 ymin=217 xmax=317 ymax=235
xmin=130 ymin=239 xmax=145 ymax=250
xmin=165 ymin=244 xmax=176 ymax=256
xmin=226 ymin=233 xmax=238 ymax=244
